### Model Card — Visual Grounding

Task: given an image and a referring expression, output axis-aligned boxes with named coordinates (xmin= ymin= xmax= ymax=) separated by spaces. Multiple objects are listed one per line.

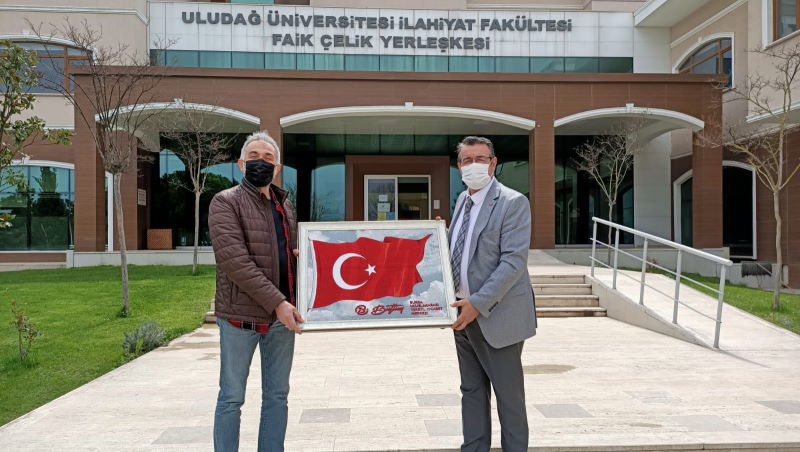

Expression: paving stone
xmin=672 ymin=415 xmax=741 ymax=432
xmin=534 ymin=403 xmax=592 ymax=418
xmin=424 ymin=419 xmax=462 ymax=437
xmin=151 ymin=426 xmax=211 ymax=444
xmin=625 ymin=390 xmax=682 ymax=404
xmin=299 ymin=408 xmax=351 ymax=424
xmin=415 ymin=393 xmax=461 ymax=407
xmin=757 ymin=400 xmax=800 ymax=414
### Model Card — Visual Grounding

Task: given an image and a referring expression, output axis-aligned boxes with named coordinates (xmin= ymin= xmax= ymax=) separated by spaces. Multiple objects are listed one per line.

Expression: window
xmin=151 ymin=49 xmax=633 ymax=74
xmin=0 ymin=42 xmax=90 ymax=93
xmin=0 ymin=165 xmax=75 ymax=250
xmin=775 ymin=0 xmax=799 ymax=40
xmin=678 ymin=38 xmax=733 ymax=88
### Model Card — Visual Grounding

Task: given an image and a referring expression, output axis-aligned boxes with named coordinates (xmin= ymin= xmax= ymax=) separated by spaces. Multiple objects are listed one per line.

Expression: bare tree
xmin=716 ymin=43 xmax=800 ymax=310
xmin=30 ymin=20 xmax=170 ymax=315
xmin=574 ymin=119 xmax=643 ymax=260
xmin=159 ymin=101 xmax=235 ymax=275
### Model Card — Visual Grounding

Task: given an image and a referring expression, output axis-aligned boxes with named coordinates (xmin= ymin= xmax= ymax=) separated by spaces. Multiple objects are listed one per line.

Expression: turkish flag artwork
xmin=311 ymin=234 xmax=431 ymax=309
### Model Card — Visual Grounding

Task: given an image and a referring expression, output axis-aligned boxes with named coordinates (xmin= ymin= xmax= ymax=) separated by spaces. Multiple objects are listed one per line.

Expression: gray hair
xmin=456 ymin=136 xmax=496 ymax=160
xmin=240 ymin=130 xmax=281 ymax=162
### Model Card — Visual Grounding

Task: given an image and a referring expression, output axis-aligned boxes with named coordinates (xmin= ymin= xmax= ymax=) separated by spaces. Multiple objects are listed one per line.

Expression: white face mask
xmin=460 ymin=162 xmax=492 ymax=191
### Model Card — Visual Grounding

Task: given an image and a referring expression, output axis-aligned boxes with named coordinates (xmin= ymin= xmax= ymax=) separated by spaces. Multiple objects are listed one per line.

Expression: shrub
xmin=10 ymin=301 xmax=42 ymax=363
xmin=121 ymin=321 xmax=166 ymax=358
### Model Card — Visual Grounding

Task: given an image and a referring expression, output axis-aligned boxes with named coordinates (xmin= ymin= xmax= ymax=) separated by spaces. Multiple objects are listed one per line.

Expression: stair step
xmin=536 ymin=295 xmax=600 ymax=307
xmin=531 ymin=274 xmax=585 ymax=284
xmin=205 ymin=300 xmax=216 ymax=324
xmin=537 ymin=307 xmax=607 ymax=317
xmin=533 ymin=283 xmax=592 ymax=295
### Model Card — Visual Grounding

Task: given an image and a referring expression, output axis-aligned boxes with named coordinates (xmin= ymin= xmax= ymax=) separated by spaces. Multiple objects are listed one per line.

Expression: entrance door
xmin=364 ymin=175 xmax=431 ymax=221
xmin=345 ymin=155 xmax=450 ymax=222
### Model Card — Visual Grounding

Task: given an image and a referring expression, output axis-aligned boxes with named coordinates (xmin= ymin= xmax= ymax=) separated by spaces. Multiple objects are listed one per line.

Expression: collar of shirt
xmin=464 ymin=177 xmax=494 ymax=210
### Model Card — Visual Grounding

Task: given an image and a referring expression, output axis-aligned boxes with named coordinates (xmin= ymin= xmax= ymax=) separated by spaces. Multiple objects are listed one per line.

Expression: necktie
xmin=451 ymin=197 xmax=473 ymax=292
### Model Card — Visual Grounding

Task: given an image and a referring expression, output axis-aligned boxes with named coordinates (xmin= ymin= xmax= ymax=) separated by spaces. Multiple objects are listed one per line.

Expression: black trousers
xmin=454 ymin=320 xmax=528 ymax=452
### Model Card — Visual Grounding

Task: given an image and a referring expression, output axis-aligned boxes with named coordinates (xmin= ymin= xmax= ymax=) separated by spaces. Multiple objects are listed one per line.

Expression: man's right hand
xmin=276 ymin=301 xmax=304 ymax=334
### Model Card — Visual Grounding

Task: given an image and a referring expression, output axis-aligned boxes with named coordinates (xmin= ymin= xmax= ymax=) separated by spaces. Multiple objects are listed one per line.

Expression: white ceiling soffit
xmin=634 ymin=0 xmax=711 ymax=27
xmin=94 ymin=102 xmax=260 ymax=134
xmin=554 ymin=106 xmax=704 ymax=142
xmin=280 ymin=106 xmax=535 ymax=135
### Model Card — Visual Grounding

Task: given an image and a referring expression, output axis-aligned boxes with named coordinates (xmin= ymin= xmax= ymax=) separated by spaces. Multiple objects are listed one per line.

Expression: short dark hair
xmin=456 ymin=136 xmax=495 ymax=159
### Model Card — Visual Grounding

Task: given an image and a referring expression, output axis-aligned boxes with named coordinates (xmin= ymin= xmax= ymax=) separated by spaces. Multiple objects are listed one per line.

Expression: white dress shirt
xmin=451 ymin=178 xmax=494 ymax=299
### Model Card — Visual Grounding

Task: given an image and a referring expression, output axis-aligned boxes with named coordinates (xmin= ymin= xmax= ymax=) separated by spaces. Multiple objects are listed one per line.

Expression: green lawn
xmin=677 ymin=272 xmax=800 ymax=336
xmin=619 ymin=265 xmax=800 ymax=336
xmin=0 ymin=265 xmax=215 ymax=426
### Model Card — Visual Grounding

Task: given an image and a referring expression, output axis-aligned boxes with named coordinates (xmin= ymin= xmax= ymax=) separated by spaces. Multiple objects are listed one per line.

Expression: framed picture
xmin=297 ymin=220 xmax=457 ymax=331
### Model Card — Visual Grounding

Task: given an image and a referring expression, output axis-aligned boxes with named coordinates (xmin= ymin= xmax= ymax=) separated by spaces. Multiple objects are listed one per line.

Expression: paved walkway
xmin=2 ymin=258 xmax=800 ymax=451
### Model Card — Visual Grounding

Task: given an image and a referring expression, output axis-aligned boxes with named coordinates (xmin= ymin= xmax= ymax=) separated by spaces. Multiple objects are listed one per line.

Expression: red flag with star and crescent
xmin=311 ymin=234 xmax=431 ymax=309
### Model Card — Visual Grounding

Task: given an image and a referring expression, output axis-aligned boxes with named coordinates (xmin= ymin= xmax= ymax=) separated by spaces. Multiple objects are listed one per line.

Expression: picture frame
xmin=297 ymin=220 xmax=457 ymax=331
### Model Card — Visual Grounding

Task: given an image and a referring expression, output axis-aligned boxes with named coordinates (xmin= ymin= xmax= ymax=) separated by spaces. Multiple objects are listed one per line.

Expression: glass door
xmin=364 ymin=175 xmax=430 ymax=221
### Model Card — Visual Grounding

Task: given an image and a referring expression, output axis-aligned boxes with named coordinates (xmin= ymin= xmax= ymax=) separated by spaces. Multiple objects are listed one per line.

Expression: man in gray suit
xmin=448 ymin=136 xmax=537 ymax=452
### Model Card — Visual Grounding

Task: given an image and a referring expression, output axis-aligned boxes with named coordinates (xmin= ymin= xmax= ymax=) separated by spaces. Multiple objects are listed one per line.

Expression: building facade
xmin=1 ymin=0 xmax=798 ymax=287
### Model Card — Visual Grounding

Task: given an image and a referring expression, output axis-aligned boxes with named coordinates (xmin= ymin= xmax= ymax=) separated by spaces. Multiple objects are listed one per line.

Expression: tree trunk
xmin=773 ymin=190 xmax=782 ymax=310
xmin=113 ymin=173 xmax=130 ymax=316
xmin=193 ymin=190 xmax=200 ymax=275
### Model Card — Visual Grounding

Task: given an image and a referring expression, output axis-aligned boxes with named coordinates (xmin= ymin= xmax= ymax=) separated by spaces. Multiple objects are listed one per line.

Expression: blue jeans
xmin=214 ymin=318 xmax=295 ymax=452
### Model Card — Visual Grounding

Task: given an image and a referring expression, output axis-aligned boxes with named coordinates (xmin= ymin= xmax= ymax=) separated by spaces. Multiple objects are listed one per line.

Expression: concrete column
xmin=691 ymin=130 xmax=723 ymax=248
xmin=108 ymin=133 xmax=142 ymax=251
xmin=633 ymin=133 xmax=672 ymax=243
xmin=531 ymin=125 xmax=555 ymax=248
xmin=73 ymin=124 xmax=106 ymax=252
xmin=259 ymin=117 xmax=283 ymax=187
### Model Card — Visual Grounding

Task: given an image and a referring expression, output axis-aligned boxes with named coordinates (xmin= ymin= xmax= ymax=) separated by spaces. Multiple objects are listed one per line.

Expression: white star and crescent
xmin=332 ymin=253 xmax=377 ymax=290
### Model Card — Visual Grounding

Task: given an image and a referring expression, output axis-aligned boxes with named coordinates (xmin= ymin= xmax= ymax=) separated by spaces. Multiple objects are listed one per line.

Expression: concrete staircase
xmin=205 ymin=301 xmax=215 ymax=323
xmin=532 ymin=274 xmax=606 ymax=317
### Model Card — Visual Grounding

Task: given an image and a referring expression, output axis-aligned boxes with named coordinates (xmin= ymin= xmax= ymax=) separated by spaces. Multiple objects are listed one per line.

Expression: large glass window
xmin=565 ymin=57 xmax=599 ymax=73
xmin=495 ymin=57 xmax=529 ymax=73
xmin=415 ymin=56 xmax=448 ymax=72
xmin=0 ymin=166 xmax=74 ymax=250
xmin=678 ymin=166 xmax=755 ymax=257
xmin=232 ymin=51 xmax=265 ymax=69
xmin=555 ymin=136 xmax=634 ymax=245
xmin=678 ymin=38 xmax=733 ymax=88
xmin=345 ymin=54 xmax=379 ymax=71
xmin=679 ymin=178 xmax=693 ymax=247
xmin=380 ymin=55 xmax=414 ymax=71
xmin=150 ymin=134 xmax=247 ymax=247
xmin=0 ymin=42 xmax=89 ymax=93
xmin=152 ymin=50 xmax=633 ymax=74
xmin=723 ymin=166 xmax=754 ymax=257
xmin=283 ymin=133 xmax=528 ymax=222
xmin=775 ymin=0 xmax=799 ymax=40
xmin=199 ymin=51 xmax=232 ymax=68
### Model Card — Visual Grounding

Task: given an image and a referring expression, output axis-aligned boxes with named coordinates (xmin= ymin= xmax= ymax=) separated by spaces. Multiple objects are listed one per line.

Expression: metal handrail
xmin=592 ymin=217 xmax=732 ymax=265
xmin=590 ymin=217 xmax=733 ymax=348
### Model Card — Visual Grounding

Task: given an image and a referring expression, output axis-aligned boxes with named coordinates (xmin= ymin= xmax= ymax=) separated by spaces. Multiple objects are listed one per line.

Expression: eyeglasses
xmin=458 ymin=155 xmax=493 ymax=165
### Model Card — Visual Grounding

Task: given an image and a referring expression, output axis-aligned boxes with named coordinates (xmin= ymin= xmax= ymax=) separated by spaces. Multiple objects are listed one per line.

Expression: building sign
xmin=149 ymin=3 xmax=633 ymax=58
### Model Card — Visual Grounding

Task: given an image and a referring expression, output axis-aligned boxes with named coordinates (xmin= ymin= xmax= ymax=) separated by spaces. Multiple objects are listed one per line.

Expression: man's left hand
xmin=450 ymin=299 xmax=479 ymax=330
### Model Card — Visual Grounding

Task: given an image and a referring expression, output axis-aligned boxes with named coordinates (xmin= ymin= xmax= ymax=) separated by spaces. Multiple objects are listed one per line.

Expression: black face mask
xmin=244 ymin=159 xmax=275 ymax=188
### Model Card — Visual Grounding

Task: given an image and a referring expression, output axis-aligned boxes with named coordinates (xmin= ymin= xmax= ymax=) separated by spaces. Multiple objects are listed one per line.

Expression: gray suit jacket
xmin=449 ymin=179 xmax=537 ymax=349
